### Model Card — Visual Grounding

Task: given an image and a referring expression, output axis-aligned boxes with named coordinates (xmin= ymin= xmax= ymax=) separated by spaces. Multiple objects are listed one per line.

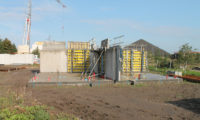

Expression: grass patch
xmin=183 ymin=70 xmax=200 ymax=77
xmin=134 ymin=83 xmax=146 ymax=87
xmin=0 ymin=92 xmax=78 ymax=120
xmin=148 ymin=66 xmax=170 ymax=75
xmin=149 ymin=66 xmax=200 ymax=77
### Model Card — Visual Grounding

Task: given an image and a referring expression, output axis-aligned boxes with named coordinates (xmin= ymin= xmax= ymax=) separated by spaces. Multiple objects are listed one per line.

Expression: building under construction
xmin=66 ymin=40 xmax=147 ymax=81
xmin=31 ymin=39 xmax=181 ymax=86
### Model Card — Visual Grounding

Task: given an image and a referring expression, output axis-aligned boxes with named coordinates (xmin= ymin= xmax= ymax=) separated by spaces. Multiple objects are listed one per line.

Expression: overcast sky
xmin=0 ymin=0 xmax=200 ymax=53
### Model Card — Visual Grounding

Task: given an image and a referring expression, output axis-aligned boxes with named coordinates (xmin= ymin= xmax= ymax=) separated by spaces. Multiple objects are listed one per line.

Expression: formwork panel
xmin=68 ymin=42 xmax=90 ymax=50
xmin=122 ymin=49 xmax=147 ymax=73
xmin=67 ymin=49 xmax=90 ymax=73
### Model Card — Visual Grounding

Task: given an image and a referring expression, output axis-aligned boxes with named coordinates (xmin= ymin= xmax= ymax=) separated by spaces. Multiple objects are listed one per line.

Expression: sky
xmin=0 ymin=0 xmax=200 ymax=53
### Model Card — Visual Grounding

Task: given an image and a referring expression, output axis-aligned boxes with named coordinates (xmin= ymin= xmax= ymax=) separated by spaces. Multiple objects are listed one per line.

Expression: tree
xmin=0 ymin=39 xmax=3 ymax=53
xmin=11 ymin=44 xmax=17 ymax=53
xmin=32 ymin=47 xmax=40 ymax=58
xmin=196 ymin=53 xmax=200 ymax=63
xmin=177 ymin=43 xmax=196 ymax=69
xmin=0 ymin=38 xmax=17 ymax=54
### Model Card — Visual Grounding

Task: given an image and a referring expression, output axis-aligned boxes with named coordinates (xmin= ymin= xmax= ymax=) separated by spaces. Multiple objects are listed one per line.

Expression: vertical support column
xmin=126 ymin=50 xmax=128 ymax=72
xmin=84 ymin=50 xmax=86 ymax=72
xmin=122 ymin=50 xmax=124 ymax=73
xmin=71 ymin=49 xmax=74 ymax=73
xmin=146 ymin=52 xmax=148 ymax=72
xmin=66 ymin=49 xmax=68 ymax=72
xmin=130 ymin=50 xmax=133 ymax=73
xmin=113 ymin=47 xmax=116 ymax=80
xmin=116 ymin=47 xmax=121 ymax=81
xmin=101 ymin=52 xmax=104 ymax=75
xmin=120 ymin=48 xmax=123 ymax=74
xmin=141 ymin=49 xmax=144 ymax=73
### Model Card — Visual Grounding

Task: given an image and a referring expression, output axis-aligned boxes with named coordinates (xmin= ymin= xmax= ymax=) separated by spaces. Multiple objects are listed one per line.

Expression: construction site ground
xmin=0 ymin=67 xmax=200 ymax=120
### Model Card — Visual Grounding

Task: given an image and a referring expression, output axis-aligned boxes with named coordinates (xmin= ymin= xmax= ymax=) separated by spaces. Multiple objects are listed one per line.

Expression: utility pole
xmin=23 ymin=0 xmax=32 ymax=53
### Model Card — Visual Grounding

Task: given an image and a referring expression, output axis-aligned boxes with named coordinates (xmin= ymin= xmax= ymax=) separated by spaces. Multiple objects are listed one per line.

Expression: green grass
xmin=148 ymin=66 xmax=200 ymax=77
xmin=148 ymin=66 xmax=171 ymax=75
xmin=134 ymin=83 xmax=146 ymax=87
xmin=183 ymin=70 xmax=200 ymax=77
xmin=0 ymin=93 xmax=78 ymax=120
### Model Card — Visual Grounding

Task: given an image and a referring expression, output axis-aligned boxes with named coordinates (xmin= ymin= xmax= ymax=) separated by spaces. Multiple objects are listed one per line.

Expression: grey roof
xmin=125 ymin=39 xmax=170 ymax=56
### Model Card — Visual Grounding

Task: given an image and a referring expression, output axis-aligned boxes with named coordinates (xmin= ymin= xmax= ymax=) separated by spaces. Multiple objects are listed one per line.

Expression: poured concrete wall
xmin=43 ymin=41 xmax=66 ymax=51
xmin=0 ymin=54 xmax=34 ymax=65
xmin=104 ymin=46 xmax=121 ymax=81
xmin=40 ymin=41 xmax=67 ymax=73
xmin=40 ymin=51 xmax=67 ymax=72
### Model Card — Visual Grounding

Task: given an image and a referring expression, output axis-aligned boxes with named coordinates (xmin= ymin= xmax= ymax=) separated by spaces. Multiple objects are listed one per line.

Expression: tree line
xmin=0 ymin=38 xmax=17 ymax=54
xmin=175 ymin=43 xmax=200 ymax=68
xmin=149 ymin=43 xmax=200 ymax=69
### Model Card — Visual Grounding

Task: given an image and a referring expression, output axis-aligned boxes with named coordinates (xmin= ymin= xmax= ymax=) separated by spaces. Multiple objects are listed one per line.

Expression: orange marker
xmin=48 ymin=77 xmax=51 ymax=82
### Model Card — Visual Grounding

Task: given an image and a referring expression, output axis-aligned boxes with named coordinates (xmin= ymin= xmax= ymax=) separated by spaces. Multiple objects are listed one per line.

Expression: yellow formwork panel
xmin=67 ymin=49 xmax=90 ymax=73
xmin=122 ymin=49 xmax=147 ymax=72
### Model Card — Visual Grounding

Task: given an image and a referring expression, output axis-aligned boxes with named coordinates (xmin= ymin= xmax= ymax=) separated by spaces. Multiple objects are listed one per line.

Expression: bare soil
xmin=0 ymin=68 xmax=200 ymax=120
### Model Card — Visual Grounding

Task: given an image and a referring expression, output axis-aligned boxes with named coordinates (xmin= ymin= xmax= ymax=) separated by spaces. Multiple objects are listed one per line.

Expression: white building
xmin=30 ymin=42 xmax=44 ymax=52
xmin=0 ymin=54 xmax=34 ymax=65
xmin=18 ymin=45 xmax=30 ymax=54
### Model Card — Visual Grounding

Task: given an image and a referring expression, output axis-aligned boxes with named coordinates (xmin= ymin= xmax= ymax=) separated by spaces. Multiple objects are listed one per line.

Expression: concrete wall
xmin=43 ymin=41 xmax=66 ymax=51
xmin=0 ymin=54 xmax=34 ymax=65
xmin=104 ymin=46 xmax=121 ymax=81
xmin=40 ymin=50 xmax=67 ymax=72
xmin=40 ymin=41 xmax=67 ymax=73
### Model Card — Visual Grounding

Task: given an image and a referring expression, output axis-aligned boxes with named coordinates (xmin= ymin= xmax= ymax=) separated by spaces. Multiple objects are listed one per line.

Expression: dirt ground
xmin=0 ymin=68 xmax=200 ymax=120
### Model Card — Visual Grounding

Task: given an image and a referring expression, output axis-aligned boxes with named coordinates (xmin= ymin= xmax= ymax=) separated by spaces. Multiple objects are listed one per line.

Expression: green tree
xmin=0 ymin=38 xmax=17 ymax=54
xmin=32 ymin=47 xmax=40 ymax=58
xmin=0 ymin=39 xmax=3 ymax=53
xmin=178 ymin=43 xmax=196 ymax=69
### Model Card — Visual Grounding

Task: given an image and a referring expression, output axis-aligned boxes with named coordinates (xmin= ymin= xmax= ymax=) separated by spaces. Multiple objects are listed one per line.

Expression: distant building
xmin=18 ymin=45 xmax=30 ymax=54
xmin=124 ymin=39 xmax=170 ymax=56
xmin=30 ymin=42 xmax=44 ymax=52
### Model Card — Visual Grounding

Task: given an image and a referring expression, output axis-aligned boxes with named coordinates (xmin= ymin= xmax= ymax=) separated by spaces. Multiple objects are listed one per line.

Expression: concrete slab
xmin=122 ymin=73 xmax=180 ymax=80
xmin=121 ymin=73 xmax=182 ymax=84
xmin=28 ymin=73 xmax=112 ymax=86
xmin=28 ymin=72 xmax=182 ymax=86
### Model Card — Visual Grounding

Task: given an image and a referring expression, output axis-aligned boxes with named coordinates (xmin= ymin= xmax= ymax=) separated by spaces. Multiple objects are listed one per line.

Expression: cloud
xmin=81 ymin=19 xmax=200 ymax=39
xmin=0 ymin=0 xmax=69 ymax=22
xmin=0 ymin=0 xmax=69 ymax=45
xmin=0 ymin=7 xmax=25 ymax=22
xmin=81 ymin=19 xmax=140 ymax=30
